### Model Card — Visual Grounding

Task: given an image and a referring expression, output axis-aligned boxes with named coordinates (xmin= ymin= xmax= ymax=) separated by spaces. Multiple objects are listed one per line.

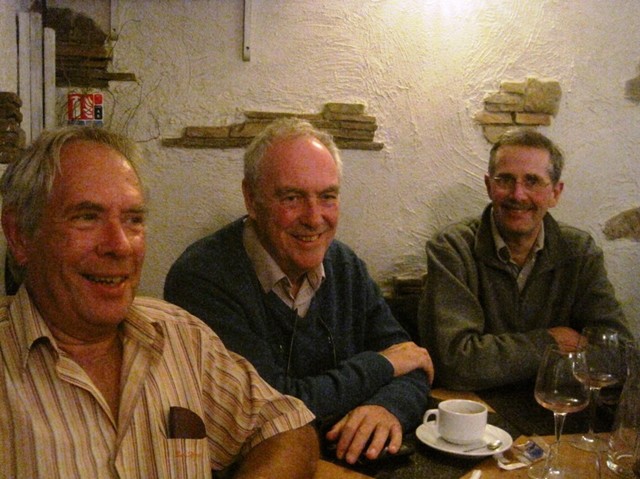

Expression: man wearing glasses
xmin=418 ymin=128 xmax=630 ymax=391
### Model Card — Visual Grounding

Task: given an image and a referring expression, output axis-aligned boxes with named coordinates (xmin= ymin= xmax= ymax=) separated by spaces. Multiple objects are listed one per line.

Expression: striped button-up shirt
xmin=0 ymin=287 xmax=314 ymax=478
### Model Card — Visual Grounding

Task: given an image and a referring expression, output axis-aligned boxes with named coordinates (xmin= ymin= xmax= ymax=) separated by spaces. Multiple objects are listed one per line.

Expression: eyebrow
xmin=66 ymin=201 xmax=148 ymax=215
xmin=275 ymin=185 xmax=340 ymax=196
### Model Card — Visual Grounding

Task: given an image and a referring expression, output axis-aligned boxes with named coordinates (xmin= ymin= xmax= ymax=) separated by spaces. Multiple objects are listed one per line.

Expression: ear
xmin=548 ymin=180 xmax=564 ymax=208
xmin=1 ymin=208 xmax=30 ymax=266
xmin=242 ymin=179 xmax=258 ymax=220
xmin=484 ymin=174 xmax=493 ymax=199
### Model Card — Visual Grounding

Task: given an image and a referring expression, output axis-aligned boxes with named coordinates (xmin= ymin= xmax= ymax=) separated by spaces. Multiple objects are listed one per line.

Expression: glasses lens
xmin=493 ymin=175 xmax=549 ymax=192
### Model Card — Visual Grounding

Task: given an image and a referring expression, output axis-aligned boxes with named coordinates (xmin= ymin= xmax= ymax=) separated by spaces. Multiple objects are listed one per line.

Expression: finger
xmin=325 ymin=416 xmax=347 ymax=442
xmin=384 ymin=421 xmax=403 ymax=454
xmin=334 ymin=414 xmax=363 ymax=461
xmin=364 ymin=426 xmax=391 ymax=460
xmin=344 ymin=423 xmax=375 ymax=464
xmin=425 ymin=355 xmax=435 ymax=384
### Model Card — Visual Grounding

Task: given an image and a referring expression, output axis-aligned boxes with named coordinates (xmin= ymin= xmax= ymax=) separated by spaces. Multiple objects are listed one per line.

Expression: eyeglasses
xmin=491 ymin=174 xmax=551 ymax=193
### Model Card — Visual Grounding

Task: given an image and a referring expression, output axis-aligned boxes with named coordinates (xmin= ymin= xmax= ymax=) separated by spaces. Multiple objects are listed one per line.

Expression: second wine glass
xmin=574 ymin=326 xmax=624 ymax=452
xmin=528 ymin=344 xmax=590 ymax=479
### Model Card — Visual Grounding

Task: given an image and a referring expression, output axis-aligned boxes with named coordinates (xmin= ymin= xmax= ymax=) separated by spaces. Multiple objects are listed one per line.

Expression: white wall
xmin=2 ymin=0 xmax=639 ymax=337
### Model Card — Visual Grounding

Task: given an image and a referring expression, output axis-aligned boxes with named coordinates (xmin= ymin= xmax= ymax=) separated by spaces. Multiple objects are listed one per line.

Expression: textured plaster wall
xmin=0 ymin=0 xmax=17 ymax=90
xmin=1 ymin=0 xmax=639 ymax=338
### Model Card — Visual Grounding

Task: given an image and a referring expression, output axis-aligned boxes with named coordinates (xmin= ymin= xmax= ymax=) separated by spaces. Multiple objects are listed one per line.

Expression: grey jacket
xmin=419 ymin=205 xmax=630 ymax=391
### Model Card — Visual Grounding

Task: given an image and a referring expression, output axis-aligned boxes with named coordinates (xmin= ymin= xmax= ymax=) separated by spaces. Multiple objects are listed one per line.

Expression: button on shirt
xmin=0 ymin=287 xmax=314 ymax=478
xmin=490 ymin=212 xmax=545 ymax=291
xmin=243 ymin=219 xmax=324 ymax=317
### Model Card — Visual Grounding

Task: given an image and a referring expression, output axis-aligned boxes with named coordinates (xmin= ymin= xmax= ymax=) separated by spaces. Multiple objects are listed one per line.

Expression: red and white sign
xmin=67 ymin=93 xmax=104 ymax=125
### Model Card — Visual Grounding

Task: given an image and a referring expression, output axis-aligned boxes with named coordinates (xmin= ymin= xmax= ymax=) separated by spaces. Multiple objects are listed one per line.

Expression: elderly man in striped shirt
xmin=0 ymin=126 xmax=318 ymax=478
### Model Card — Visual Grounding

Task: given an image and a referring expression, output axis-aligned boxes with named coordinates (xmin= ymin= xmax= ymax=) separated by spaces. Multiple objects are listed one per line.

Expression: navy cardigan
xmin=165 ymin=217 xmax=428 ymax=430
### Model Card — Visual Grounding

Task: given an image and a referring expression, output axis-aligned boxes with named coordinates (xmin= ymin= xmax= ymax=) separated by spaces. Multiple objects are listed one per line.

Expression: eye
xmin=280 ymin=193 xmax=302 ymax=206
xmin=71 ymin=212 xmax=99 ymax=223
xmin=493 ymin=175 xmax=515 ymax=188
xmin=125 ymin=212 xmax=146 ymax=228
xmin=523 ymin=175 xmax=543 ymax=188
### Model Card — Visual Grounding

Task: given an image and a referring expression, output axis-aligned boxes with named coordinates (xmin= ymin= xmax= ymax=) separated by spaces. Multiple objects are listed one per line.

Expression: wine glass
xmin=528 ymin=344 xmax=590 ymax=479
xmin=574 ymin=326 xmax=624 ymax=452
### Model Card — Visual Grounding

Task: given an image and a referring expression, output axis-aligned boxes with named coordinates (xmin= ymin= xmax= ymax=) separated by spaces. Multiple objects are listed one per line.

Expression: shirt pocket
xmin=165 ymin=437 xmax=208 ymax=477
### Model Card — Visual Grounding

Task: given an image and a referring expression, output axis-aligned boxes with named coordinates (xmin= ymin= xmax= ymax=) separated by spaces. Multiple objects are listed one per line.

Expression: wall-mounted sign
xmin=67 ymin=93 xmax=103 ymax=126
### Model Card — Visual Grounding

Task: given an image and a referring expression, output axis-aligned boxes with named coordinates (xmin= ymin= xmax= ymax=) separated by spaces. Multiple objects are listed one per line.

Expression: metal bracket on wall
xmin=243 ymin=0 xmax=252 ymax=61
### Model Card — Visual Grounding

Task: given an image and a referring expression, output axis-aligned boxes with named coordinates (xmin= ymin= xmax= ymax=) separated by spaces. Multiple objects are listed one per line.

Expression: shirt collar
xmin=490 ymin=207 xmax=545 ymax=264
xmin=10 ymin=285 xmax=164 ymax=370
xmin=242 ymin=218 xmax=325 ymax=294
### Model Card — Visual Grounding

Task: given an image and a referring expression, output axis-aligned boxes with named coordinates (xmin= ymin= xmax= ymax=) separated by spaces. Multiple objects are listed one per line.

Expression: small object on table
xmin=494 ymin=450 xmax=530 ymax=471
xmin=464 ymin=439 xmax=502 ymax=452
xmin=469 ymin=470 xmax=482 ymax=479
xmin=515 ymin=437 xmax=548 ymax=462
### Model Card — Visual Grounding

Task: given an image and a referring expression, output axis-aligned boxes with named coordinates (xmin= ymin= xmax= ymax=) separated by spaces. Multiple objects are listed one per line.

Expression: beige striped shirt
xmin=0 ymin=287 xmax=314 ymax=478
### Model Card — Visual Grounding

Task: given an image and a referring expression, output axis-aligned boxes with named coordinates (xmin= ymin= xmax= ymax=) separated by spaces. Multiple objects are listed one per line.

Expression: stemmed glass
xmin=528 ymin=344 xmax=590 ymax=479
xmin=574 ymin=326 xmax=624 ymax=452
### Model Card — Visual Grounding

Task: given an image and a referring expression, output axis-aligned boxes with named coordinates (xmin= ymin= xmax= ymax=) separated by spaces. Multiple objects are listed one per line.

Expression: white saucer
xmin=415 ymin=422 xmax=513 ymax=458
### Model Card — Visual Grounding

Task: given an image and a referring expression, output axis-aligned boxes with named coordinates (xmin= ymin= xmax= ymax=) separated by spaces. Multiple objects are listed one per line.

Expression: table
xmin=459 ymin=433 xmax=616 ymax=478
xmin=318 ymin=387 xmax=619 ymax=479
xmin=315 ymin=460 xmax=373 ymax=479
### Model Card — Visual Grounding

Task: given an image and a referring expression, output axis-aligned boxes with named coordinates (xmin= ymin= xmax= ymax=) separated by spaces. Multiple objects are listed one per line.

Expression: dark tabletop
xmin=323 ymin=383 xmax=618 ymax=479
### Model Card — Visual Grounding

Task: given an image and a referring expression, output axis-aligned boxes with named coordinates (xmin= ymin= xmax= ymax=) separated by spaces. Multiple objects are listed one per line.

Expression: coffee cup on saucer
xmin=423 ymin=399 xmax=488 ymax=445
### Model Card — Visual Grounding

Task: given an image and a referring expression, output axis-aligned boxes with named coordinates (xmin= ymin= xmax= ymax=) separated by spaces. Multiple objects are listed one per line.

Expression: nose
xmin=97 ymin=219 xmax=135 ymax=256
xmin=510 ymin=181 xmax=529 ymax=200
xmin=300 ymin=198 xmax=323 ymax=228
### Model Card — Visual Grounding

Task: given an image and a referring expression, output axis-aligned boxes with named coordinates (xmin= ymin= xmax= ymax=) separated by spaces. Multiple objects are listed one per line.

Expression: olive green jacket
xmin=419 ymin=205 xmax=630 ymax=391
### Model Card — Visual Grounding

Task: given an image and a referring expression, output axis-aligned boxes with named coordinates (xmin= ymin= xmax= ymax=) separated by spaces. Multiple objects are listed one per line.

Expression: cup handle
xmin=423 ymin=408 xmax=438 ymax=425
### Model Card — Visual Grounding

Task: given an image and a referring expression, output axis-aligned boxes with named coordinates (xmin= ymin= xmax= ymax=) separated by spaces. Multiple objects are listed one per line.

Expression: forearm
xmin=363 ymin=369 xmax=429 ymax=431
xmin=232 ymin=425 xmax=319 ymax=479
xmin=421 ymin=243 xmax=551 ymax=390
xmin=573 ymin=244 xmax=631 ymax=338
xmin=277 ymin=351 xmax=394 ymax=420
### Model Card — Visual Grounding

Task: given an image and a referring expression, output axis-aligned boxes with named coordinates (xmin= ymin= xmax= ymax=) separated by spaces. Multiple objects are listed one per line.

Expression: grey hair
xmin=243 ymin=117 xmax=342 ymax=190
xmin=0 ymin=126 xmax=144 ymax=237
xmin=489 ymin=128 xmax=564 ymax=184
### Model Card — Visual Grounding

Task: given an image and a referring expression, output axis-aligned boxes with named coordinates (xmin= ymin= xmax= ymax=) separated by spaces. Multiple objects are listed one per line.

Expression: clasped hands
xmin=325 ymin=341 xmax=434 ymax=464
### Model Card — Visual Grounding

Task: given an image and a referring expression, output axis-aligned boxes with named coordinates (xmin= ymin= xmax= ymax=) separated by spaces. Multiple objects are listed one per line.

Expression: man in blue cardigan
xmin=165 ymin=118 xmax=433 ymax=465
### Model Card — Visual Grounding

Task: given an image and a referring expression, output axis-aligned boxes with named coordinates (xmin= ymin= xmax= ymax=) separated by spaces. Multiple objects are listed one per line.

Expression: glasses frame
xmin=490 ymin=174 xmax=552 ymax=193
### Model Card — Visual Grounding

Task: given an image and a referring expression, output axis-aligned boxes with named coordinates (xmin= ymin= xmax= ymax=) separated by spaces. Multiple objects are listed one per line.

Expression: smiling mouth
xmin=503 ymin=203 xmax=534 ymax=213
xmin=84 ymin=275 xmax=128 ymax=286
xmin=293 ymin=233 xmax=321 ymax=243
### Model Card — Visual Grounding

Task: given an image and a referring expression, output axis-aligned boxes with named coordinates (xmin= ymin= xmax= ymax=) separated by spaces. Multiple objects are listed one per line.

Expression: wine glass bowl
xmin=574 ymin=326 xmax=624 ymax=452
xmin=528 ymin=344 xmax=590 ymax=479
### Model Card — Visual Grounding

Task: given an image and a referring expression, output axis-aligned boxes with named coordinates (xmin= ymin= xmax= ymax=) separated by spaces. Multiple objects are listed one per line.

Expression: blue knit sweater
xmin=164 ymin=217 xmax=429 ymax=431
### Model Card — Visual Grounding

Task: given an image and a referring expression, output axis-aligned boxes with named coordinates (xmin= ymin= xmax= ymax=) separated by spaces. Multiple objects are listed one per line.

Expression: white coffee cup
xmin=423 ymin=399 xmax=488 ymax=445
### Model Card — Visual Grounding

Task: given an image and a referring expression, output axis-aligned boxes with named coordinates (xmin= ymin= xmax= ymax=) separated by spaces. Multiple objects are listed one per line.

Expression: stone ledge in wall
xmin=626 ymin=73 xmax=640 ymax=102
xmin=474 ymin=77 xmax=562 ymax=143
xmin=0 ymin=93 xmax=26 ymax=164
xmin=162 ymin=103 xmax=384 ymax=151
xmin=604 ymin=207 xmax=640 ymax=242
xmin=45 ymin=8 xmax=136 ymax=89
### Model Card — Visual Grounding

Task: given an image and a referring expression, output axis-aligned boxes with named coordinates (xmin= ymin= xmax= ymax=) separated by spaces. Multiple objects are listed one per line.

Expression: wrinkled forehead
xmin=493 ymin=145 xmax=553 ymax=175
xmin=258 ymin=136 xmax=340 ymax=184
xmin=51 ymin=141 xmax=144 ymax=203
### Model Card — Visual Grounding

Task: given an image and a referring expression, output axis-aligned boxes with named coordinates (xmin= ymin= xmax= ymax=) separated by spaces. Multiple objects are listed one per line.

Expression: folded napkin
xmin=168 ymin=406 xmax=206 ymax=439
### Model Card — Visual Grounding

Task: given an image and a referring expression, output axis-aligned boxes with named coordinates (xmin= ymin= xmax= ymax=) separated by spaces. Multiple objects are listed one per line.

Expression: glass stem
xmin=553 ymin=412 xmax=567 ymax=444
xmin=587 ymin=386 xmax=601 ymax=436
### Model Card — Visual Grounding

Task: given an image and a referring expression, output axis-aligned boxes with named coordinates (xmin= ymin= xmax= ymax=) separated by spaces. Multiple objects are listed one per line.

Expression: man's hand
xmin=380 ymin=341 xmax=434 ymax=384
xmin=548 ymin=326 xmax=583 ymax=352
xmin=325 ymin=405 xmax=402 ymax=465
